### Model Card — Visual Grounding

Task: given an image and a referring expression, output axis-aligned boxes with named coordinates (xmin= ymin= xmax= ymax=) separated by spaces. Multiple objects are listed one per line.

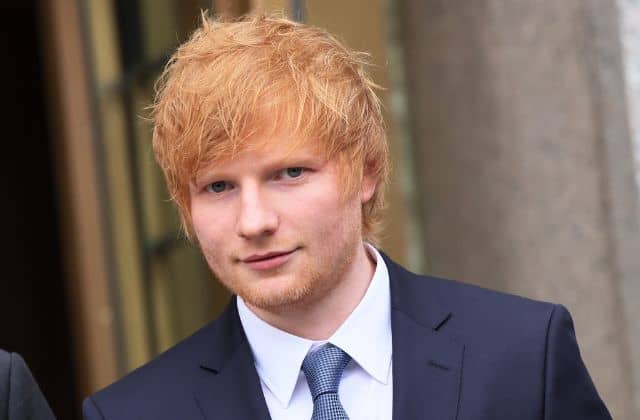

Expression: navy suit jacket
xmin=0 ymin=350 xmax=56 ymax=420
xmin=83 ymin=255 xmax=611 ymax=419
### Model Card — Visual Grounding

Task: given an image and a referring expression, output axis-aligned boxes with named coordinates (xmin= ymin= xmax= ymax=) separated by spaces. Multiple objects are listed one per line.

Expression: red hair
xmin=151 ymin=13 xmax=389 ymax=243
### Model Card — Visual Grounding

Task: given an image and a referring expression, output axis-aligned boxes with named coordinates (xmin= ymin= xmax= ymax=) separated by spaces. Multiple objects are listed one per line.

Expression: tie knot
xmin=302 ymin=344 xmax=351 ymax=400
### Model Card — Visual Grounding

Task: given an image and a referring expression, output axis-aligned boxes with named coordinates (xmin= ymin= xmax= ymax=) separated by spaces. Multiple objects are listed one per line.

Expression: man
xmin=0 ymin=349 xmax=56 ymax=420
xmin=83 ymin=14 xmax=611 ymax=420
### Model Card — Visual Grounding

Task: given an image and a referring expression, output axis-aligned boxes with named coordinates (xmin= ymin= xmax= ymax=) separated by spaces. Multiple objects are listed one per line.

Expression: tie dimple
xmin=301 ymin=344 xmax=351 ymax=420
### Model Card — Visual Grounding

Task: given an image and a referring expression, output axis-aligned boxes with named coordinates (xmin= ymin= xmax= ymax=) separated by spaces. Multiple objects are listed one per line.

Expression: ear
xmin=360 ymin=172 xmax=377 ymax=204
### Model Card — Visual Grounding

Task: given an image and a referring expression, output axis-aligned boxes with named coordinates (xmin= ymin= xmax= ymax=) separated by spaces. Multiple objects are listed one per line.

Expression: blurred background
xmin=2 ymin=0 xmax=639 ymax=419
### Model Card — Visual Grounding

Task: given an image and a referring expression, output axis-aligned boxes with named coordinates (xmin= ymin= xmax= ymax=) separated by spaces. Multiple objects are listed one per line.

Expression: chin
xmin=235 ymin=272 xmax=317 ymax=310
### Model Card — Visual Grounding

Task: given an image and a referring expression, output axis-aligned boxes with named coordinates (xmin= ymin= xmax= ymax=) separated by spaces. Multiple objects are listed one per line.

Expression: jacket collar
xmin=384 ymin=253 xmax=465 ymax=420
xmin=194 ymin=297 xmax=272 ymax=419
xmin=194 ymin=253 xmax=464 ymax=420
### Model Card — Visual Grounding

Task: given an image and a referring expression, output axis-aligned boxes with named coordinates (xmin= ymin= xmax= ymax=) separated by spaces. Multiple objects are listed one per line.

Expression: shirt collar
xmin=330 ymin=244 xmax=392 ymax=385
xmin=237 ymin=244 xmax=392 ymax=408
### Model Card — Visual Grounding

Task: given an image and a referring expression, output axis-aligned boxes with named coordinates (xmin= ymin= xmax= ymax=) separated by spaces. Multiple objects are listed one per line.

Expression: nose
xmin=236 ymin=184 xmax=278 ymax=239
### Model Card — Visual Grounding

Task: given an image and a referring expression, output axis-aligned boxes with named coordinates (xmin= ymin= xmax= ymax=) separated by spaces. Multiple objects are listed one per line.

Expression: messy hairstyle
xmin=151 ymin=12 xmax=389 ymax=243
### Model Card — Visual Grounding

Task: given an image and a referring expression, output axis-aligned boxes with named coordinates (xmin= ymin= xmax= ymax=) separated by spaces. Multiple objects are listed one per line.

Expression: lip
xmin=242 ymin=249 xmax=298 ymax=270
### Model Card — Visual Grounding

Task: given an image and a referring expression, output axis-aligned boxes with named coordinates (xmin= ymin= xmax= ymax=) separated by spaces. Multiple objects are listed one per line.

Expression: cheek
xmin=191 ymin=212 xmax=210 ymax=243
xmin=285 ymin=190 xmax=343 ymax=228
xmin=191 ymin=205 xmax=227 ymax=253
xmin=288 ymin=193 xmax=359 ymax=238
xmin=195 ymin=230 xmax=227 ymax=276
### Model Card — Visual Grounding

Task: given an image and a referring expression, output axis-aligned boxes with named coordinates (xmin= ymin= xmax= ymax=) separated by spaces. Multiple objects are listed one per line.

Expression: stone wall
xmin=400 ymin=1 xmax=640 ymax=418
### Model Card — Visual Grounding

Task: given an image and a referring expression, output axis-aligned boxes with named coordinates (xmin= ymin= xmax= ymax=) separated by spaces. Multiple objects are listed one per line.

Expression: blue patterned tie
xmin=301 ymin=344 xmax=351 ymax=420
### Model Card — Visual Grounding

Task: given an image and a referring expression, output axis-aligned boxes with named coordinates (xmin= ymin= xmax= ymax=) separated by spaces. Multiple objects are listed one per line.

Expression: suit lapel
xmin=194 ymin=299 xmax=272 ymax=420
xmin=385 ymin=255 xmax=464 ymax=420
xmin=192 ymin=256 xmax=464 ymax=420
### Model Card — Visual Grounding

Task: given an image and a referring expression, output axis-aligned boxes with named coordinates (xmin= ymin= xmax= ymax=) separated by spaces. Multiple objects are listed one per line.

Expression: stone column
xmin=400 ymin=1 xmax=640 ymax=418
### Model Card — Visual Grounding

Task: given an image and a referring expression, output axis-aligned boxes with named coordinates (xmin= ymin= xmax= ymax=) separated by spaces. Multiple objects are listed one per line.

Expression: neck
xmin=247 ymin=243 xmax=376 ymax=340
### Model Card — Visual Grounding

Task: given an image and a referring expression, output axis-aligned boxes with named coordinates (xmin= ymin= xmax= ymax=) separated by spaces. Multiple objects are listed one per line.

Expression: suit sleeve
xmin=543 ymin=304 xmax=612 ymax=419
xmin=83 ymin=396 xmax=107 ymax=420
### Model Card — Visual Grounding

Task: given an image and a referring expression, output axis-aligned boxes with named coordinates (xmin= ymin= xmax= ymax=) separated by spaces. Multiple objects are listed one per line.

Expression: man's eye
xmin=206 ymin=181 xmax=229 ymax=193
xmin=283 ymin=167 xmax=304 ymax=178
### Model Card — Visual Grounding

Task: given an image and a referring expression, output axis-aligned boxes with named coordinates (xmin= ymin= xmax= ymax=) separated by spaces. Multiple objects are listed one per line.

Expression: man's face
xmin=189 ymin=131 xmax=375 ymax=312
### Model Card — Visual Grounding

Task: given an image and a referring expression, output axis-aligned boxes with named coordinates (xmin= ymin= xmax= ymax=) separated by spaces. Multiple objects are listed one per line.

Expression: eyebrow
xmin=194 ymin=153 xmax=324 ymax=183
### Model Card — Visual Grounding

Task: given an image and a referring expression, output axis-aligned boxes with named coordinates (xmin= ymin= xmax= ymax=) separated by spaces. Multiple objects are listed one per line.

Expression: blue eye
xmin=206 ymin=181 xmax=228 ymax=193
xmin=285 ymin=167 xmax=304 ymax=178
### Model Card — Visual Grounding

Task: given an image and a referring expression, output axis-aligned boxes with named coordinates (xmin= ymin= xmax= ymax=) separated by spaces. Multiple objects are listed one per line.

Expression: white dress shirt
xmin=237 ymin=244 xmax=393 ymax=420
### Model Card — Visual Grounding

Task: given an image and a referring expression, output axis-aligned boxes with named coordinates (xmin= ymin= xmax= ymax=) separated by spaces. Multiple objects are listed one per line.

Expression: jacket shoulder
xmin=0 ymin=350 xmax=56 ymax=420
xmin=0 ymin=348 xmax=9 ymax=379
xmin=0 ymin=349 xmax=9 ymax=418
xmin=423 ymin=273 xmax=555 ymax=318
xmin=91 ymin=323 xmax=208 ymax=397
xmin=393 ymin=269 xmax=611 ymax=419
xmin=87 ymin=305 xmax=235 ymax=418
xmin=386 ymin=256 xmax=558 ymax=343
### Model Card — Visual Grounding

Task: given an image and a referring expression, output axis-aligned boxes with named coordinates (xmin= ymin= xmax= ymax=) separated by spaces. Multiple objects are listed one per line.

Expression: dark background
xmin=1 ymin=2 xmax=79 ymax=419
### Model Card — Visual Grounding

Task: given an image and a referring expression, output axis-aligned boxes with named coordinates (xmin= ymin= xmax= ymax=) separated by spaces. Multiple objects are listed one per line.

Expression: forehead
xmin=245 ymin=126 xmax=323 ymax=156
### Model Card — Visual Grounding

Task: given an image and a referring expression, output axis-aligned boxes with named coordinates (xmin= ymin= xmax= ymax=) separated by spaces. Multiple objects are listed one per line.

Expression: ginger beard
xmin=200 ymin=215 xmax=360 ymax=313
